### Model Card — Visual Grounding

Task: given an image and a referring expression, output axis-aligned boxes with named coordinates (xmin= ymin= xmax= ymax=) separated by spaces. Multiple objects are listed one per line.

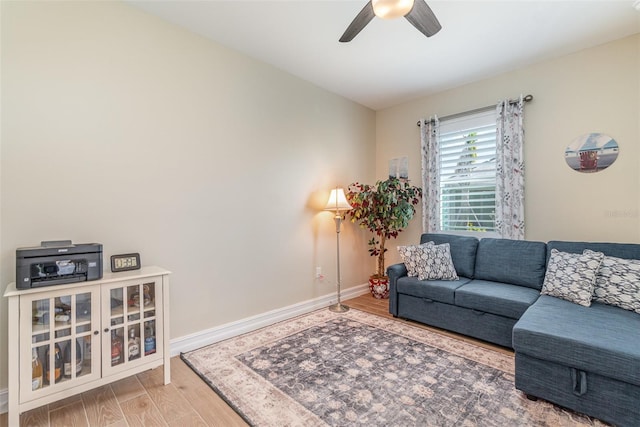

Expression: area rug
xmin=181 ymin=309 xmax=605 ymax=426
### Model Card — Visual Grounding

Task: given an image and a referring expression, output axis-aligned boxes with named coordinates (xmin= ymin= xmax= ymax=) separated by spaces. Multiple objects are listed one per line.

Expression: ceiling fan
xmin=340 ymin=0 xmax=441 ymax=43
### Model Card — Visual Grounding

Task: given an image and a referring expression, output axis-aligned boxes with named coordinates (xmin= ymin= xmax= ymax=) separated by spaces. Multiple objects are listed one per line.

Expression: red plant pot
xmin=369 ymin=276 xmax=390 ymax=299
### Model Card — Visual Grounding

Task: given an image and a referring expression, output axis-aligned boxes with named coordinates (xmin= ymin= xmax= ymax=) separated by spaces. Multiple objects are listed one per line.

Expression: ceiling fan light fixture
xmin=371 ymin=0 xmax=415 ymax=19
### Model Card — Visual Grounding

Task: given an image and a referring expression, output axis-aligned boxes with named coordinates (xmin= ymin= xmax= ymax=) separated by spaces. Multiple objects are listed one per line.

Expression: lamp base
xmin=328 ymin=303 xmax=350 ymax=313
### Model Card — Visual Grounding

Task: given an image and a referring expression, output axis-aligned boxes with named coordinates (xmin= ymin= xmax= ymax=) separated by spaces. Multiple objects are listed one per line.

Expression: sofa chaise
xmin=388 ymin=233 xmax=640 ymax=426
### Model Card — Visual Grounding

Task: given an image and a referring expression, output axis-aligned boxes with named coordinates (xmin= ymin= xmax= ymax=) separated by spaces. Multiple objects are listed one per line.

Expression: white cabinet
xmin=19 ymin=285 xmax=101 ymax=403
xmin=4 ymin=266 xmax=171 ymax=426
xmin=101 ymin=278 xmax=165 ymax=378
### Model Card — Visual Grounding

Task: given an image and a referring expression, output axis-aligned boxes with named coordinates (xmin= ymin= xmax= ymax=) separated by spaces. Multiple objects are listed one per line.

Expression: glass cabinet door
xmin=21 ymin=286 xmax=100 ymax=402
xmin=103 ymin=279 xmax=162 ymax=374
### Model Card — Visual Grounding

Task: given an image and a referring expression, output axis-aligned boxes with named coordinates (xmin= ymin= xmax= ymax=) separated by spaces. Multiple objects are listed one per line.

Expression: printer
xmin=16 ymin=240 xmax=103 ymax=289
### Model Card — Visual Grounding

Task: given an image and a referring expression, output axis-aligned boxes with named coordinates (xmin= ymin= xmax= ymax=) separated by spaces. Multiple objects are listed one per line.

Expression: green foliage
xmin=466 ymin=222 xmax=487 ymax=232
xmin=346 ymin=177 xmax=422 ymax=277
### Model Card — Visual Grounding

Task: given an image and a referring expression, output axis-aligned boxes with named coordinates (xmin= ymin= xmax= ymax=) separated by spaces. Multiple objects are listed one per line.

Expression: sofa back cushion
xmin=420 ymin=233 xmax=478 ymax=278
xmin=474 ymin=238 xmax=547 ymax=289
xmin=547 ymin=241 xmax=640 ymax=261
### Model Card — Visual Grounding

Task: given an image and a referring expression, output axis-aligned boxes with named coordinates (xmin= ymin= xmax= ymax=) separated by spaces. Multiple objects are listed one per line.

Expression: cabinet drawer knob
xmin=104 ymin=328 xmax=109 ymax=333
xmin=94 ymin=331 xmax=99 ymax=335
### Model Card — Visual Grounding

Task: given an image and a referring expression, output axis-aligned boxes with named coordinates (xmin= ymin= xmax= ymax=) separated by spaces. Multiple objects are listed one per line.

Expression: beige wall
xmin=377 ymin=34 xmax=640 ymax=268
xmin=0 ymin=1 xmax=375 ymax=390
xmin=2 ymin=0 xmax=639 ymax=398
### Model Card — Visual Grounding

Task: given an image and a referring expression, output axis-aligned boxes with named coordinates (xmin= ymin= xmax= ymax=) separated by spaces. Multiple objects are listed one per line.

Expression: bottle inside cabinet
xmin=44 ymin=343 xmax=62 ymax=384
xmin=63 ymin=339 xmax=83 ymax=378
xmin=143 ymin=321 xmax=156 ymax=356
xmin=31 ymin=338 xmax=43 ymax=391
xmin=111 ymin=329 xmax=123 ymax=366
xmin=75 ymin=329 xmax=92 ymax=377
xmin=128 ymin=326 xmax=141 ymax=361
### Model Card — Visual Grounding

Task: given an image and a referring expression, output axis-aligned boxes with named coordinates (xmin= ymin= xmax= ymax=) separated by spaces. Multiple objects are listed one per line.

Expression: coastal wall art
xmin=389 ymin=156 xmax=409 ymax=179
xmin=564 ymin=133 xmax=619 ymax=173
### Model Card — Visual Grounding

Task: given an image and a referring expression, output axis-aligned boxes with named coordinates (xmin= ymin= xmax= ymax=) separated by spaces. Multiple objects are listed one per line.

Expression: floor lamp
xmin=325 ymin=187 xmax=353 ymax=313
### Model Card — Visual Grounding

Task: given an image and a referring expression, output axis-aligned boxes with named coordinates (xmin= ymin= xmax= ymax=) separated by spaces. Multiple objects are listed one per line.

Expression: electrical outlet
xmin=315 ymin=267 xmax=322 ymax=279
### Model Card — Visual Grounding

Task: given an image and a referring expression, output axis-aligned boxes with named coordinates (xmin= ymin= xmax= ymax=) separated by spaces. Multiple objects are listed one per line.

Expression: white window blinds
xmin=438 ymin=109 xmax=497 ymax=232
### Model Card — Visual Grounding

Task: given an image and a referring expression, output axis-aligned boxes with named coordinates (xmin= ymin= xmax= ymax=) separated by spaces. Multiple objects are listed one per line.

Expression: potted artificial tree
xmin=346 ymin=177 xmax=422 ymax=299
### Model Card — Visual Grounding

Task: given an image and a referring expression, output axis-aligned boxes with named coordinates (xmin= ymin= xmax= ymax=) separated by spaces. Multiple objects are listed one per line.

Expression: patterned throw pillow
xmin=415 ymin=243 xmax=459 ymax=281
xmin=397 ymin=242 xmax=434 ymax=277
xmin=541 ymin=249 xmax=604 ymax=306
xmin=593 ymin=253 xmax=640 ymax=314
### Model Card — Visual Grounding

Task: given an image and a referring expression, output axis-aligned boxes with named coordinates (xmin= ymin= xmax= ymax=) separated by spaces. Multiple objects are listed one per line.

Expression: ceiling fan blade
xmin=339 ymin=1 xmax=375 ymax=43
xmin=404 ymin=0 xmax=442 ymax=38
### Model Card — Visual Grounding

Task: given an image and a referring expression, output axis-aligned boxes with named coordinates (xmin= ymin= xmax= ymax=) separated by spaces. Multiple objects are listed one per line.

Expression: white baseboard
xmin=169 ymin=284 xmax=370 ymax=356
xmin=0 ymin=284 xmax=371 ymax=414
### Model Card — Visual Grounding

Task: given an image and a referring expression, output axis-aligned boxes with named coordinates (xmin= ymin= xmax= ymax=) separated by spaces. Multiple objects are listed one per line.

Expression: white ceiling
xmin=129 ymin=0 xmax=640 ymax=110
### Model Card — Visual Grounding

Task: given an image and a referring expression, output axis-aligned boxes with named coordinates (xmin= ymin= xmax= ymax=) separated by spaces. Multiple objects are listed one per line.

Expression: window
xmin=438 ymin=109 xmax=497 ymax=233
xmin=422 ymin=98 xmax=526 ymax=239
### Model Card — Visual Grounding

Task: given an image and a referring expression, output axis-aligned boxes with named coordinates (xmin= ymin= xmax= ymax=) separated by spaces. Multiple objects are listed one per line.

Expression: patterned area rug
xmin=181 ymin=309 xmax=605 ymax=426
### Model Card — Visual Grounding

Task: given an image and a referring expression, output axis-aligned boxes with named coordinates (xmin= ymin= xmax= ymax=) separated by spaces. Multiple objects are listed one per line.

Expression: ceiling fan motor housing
xmin=371 ymin=0 xmax=415 ymax=19
xmin=340 ymin=0 xmax=440 ymax=43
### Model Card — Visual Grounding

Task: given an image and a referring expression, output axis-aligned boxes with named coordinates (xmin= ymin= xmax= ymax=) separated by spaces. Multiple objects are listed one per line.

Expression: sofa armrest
xmin=387 ymin=263 xmax=408 ymax=316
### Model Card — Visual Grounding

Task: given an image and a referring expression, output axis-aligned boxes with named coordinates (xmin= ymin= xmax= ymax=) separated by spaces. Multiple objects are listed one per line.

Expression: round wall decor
xmin=564 ymin=133 xmax=619 ymax=173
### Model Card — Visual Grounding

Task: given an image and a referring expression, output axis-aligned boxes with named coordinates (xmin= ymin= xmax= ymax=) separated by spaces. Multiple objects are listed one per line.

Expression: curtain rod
xmin=416 ymin=94 xmax=533 ymax=127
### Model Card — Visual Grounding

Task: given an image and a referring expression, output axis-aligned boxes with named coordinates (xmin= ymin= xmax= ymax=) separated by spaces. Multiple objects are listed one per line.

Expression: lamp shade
xmin=371 ymin=0 xmax=414 ymax=19
xmin=324 ymin=188 xmax=353 ymax=212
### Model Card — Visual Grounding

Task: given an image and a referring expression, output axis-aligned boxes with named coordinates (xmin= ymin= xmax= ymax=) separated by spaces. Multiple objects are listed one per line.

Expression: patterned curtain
xmin=420 ymin=116 xmax=440 ymax=233
xmin=495 ymin=95 xmax=525 ymax=240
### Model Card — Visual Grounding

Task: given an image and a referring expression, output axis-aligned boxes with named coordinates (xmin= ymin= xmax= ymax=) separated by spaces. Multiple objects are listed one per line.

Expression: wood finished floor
xmin=1 ymin=294 xmax=512 ymax=426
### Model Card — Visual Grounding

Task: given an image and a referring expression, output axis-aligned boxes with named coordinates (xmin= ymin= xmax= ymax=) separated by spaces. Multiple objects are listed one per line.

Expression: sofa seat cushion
xmin=513 ymin=295 xmax=640 ymax=387
xmin=474 ymin=238 xmax=547 ymax=290
xmin=454 ymin=280 xmax=540 ymax=319
xmin=396 ymin=276 xmax=471 ymax=305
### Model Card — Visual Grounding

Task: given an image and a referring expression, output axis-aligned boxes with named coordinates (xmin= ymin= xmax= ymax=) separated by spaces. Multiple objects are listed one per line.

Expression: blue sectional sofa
xmin=388 ymin=233 xmax=640 ymax=427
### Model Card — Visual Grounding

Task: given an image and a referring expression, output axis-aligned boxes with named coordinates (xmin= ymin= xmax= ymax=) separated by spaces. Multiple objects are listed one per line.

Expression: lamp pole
xmin=329 ymin=211 xmax=349 ymax=313
xmin=325 ymin=187 xmax=351 ymax=313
